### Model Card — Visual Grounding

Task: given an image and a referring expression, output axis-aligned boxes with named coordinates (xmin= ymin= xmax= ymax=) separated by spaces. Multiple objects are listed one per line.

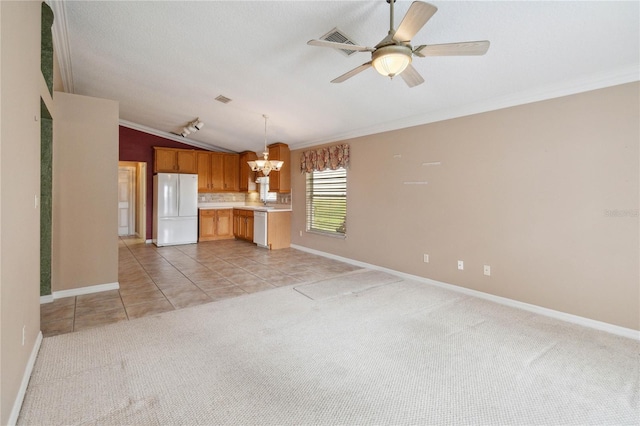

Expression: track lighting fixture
xmin=175 ymin=118 xmax=204 ymax=137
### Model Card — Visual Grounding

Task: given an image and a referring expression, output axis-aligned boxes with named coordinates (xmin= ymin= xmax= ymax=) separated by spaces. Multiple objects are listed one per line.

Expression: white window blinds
xmin=305 ymin=168 xmax=347 ymax=236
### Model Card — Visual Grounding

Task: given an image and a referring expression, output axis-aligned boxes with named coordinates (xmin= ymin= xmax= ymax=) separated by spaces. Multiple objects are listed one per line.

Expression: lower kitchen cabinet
xmin=267 ymin=211 xmax=291 ymax=250
xmin=199 ymin=209 xmax=233 ymax=241
xmin=233 ymin=209 xmax=254 ymax=242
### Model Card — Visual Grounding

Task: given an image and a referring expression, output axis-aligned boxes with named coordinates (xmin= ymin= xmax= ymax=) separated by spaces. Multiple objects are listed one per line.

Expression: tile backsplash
xmin=198 ymin=193 xmax=246 ymax=203
xmin=199 ymin=192 xmax=292 ymax=207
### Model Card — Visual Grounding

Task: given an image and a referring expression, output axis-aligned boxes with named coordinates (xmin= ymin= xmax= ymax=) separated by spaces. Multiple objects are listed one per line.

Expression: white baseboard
xmin=39 ymin=294 xmax=54 ymax=304
xmin=145 ymin=239 xmax=152 ymax=244
xmin=40 ymin=282 xmax=120 ymax=304
xmin=8 ymin=331 xmax=43 ymax=426
xmin=290 ymin=244 xmax=640 ymax=341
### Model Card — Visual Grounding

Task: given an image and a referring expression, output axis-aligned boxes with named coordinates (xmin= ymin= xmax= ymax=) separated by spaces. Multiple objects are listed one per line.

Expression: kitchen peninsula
xmin=198 ymin=204 xmax=291 ymax=250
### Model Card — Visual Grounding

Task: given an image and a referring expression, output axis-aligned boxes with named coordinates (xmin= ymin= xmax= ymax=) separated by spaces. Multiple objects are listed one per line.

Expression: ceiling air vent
xmin=320 ymin=28 xmax=359 ymax=56
xmin=215 ymin=95 xmax=232 ymax=104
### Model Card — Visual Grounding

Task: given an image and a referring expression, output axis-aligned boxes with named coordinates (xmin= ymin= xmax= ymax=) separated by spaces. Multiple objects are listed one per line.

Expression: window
xmin=306 ymin=168 xmax=347 ymax=237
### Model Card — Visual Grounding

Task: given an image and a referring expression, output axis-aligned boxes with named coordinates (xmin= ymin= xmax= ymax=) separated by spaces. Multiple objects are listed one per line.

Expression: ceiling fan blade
xmin=307 ymin=39 xmax=374 ymax=52
xmin=400 ymin=64 xmax=424 ymax=88
xmin=414 ymin=41 xmax=490 ymax=57
xmin=331 ymin=62 xmax=372 ymax=83
xmin=394 ymin=1 xmax=438 ymax=43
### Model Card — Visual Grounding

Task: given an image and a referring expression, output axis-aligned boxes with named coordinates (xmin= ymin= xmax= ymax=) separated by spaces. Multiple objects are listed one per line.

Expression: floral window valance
xmin=300 ymin=144 xmax=350 ymax=173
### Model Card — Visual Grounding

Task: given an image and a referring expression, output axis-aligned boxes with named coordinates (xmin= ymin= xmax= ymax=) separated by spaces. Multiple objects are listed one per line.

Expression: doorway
xmin=118 ymin=166 xmax=135 ymax=236
xmin=118 ymin=161 xmax=146 ymax=238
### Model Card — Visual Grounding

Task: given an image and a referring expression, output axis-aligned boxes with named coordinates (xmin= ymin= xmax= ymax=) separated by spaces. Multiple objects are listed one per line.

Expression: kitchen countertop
xmin=198 ymin=203 xmax=292 ymax=212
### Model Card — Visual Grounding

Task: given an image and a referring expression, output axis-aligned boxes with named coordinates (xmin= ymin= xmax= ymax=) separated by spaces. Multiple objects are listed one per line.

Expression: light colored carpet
xmin=294 ymin=269 xmax=402 ymax=300
xmin=19 ymin=272 xmax=639 ymax=425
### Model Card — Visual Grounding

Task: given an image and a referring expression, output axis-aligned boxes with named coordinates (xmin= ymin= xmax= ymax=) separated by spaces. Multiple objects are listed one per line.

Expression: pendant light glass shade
xmin=372 ymin=45 xmax=412 ymax=78
xmin=247 ymin=115 xmax=284 ymax=176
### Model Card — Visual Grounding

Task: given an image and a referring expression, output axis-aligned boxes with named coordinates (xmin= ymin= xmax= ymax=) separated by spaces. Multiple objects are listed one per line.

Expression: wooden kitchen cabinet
xmin=233 ymin=209 xmax=254 ymax=242
xmin=199 ymin=209 xmax=233 ymax=241
xmin=239 ymin=151 xmax=258 ymax=192
xmin=267 ymin=143 xmax=290 ymax=193
xmin=196 ymin=151 xmax=212 ymax=192
xmin=267 ymin=211 xmax=291 ymax=250
xmin=197 ymin=152 xmax=239 ymax=192
xmin=223 ymin=153 xmax=239 ymax=191
xmin=154 ymin=147 xmax=197 ymax=173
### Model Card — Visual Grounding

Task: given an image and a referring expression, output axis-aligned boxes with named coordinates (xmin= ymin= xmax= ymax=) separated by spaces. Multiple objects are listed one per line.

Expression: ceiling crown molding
xmin=47 ymin=0 xmax=74 ymax=93
xmin=119 ymin=120 xmax=233 ymax=153
xmin=294 ymin=65 xmax=640 ymax=150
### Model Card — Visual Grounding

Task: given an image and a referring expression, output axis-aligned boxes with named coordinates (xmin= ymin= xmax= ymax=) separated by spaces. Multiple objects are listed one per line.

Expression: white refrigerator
xmin=153 ymin=173 xmax=198 ymax=247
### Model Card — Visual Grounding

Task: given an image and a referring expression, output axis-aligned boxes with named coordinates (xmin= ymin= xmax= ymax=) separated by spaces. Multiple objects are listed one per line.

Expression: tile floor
xmin=41 ymin=237 xmax=361 ymax=337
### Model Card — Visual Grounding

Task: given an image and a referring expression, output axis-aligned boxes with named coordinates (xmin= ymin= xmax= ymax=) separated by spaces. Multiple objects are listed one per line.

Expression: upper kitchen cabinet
xmin=197 ymin=152 xmax=240 ymax=192
xmin=239 ymin=151 xmax=258 ymax=192
xmin=196 ymin=151 xmax=212 ymax=192
xmin=154 ymin=147 xmax=197 ymax=174
xmin=223 ymin=153 xmax=240 ymax=192
xmin=267 ymin=143 xmax=290 ymax=193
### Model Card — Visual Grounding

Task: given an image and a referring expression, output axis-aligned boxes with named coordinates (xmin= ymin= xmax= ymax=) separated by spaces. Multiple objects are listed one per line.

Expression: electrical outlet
xmin=457 ymin=260 xmax=464 ymax=270
xmin=484 ymin=265 xmax=491 ymax=276
xmin=299 ymin=230 xmax=303 ymax=237
xmin=423 ymin=254 xmax=429 ymax=263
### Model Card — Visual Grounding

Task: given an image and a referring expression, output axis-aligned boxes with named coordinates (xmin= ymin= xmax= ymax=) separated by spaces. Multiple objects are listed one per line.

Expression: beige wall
xmin=53 ymin=92 xmax=119 ymax=292
xmin=0 ymin=2 xmax=47 ymax=424
xmin=291 ymin=83 xmax=639 ymax=330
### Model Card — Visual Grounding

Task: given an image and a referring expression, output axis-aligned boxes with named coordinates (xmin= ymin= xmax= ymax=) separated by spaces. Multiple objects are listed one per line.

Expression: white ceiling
xmin=51 ymin=1 xmax=639 ymax=153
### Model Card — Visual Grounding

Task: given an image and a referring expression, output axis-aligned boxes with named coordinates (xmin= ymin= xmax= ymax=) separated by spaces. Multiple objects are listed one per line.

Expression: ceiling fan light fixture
xmin=372 ymin=45 xmax=412 ymax=78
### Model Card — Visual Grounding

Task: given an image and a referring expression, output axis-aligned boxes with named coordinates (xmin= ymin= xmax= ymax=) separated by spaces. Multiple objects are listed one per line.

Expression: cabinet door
xmin=239 ymin=151 xmax=258 ymax=192
xmin=215 ymin=209 xmax=233 ymax=238
xmin=233 ymin=209 xmax=243 ymax=238
xmin=154 ymin=148 xmax=177 ymax=173
xmin=199 ymin=210 xmax=216 ymax=241
xmin=223 ymin=154 xmax=240 ymax=191
xmin=177 ymin=150 xmax=197 ymax=173
xmin=196 ymin=152 xmax=211 ymax=192
xmin=210 ymin=153 xmax=224 ymax=191
xmin=267 ymin=143 xmax=290 ymax=193
xmin=246 ymin=213 xmax=254 ymax=242
xmin=232 ymin=210 xmax=239 ymax=237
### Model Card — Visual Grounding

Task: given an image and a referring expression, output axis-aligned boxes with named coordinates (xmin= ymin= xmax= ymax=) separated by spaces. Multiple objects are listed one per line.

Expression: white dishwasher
xmin=253 ymin=211 xmax=268 ymax=248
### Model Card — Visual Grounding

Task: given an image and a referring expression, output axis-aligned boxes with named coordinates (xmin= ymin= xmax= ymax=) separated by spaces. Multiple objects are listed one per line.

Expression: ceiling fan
xmin=307 ymin=0 xmax=490 ymax=87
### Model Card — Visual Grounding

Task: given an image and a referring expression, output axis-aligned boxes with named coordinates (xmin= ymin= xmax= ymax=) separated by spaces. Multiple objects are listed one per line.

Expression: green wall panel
xmin=40 ymin=1 xmax=54 ymax=296
xmin=41 ymin=3 xmax=54 ymax=95
xmin=40 ymin=100 xmax=52 ymax=296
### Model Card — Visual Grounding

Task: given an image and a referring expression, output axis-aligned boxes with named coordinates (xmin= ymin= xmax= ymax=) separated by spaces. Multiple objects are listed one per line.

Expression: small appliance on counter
xmin=152 ymin=173 xmax=198 ymax=246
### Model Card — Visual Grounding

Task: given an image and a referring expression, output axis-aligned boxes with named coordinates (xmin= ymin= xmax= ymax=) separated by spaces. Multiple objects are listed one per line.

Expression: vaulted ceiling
xmin=51 ymin=1 xmax=639 ymax=153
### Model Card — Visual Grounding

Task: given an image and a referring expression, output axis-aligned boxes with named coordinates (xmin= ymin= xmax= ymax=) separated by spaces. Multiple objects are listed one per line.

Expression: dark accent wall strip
xmin=41 ymin=2 xmax=54 ymax=95
xmin=40 ymin=99 xmax=53 ymax=296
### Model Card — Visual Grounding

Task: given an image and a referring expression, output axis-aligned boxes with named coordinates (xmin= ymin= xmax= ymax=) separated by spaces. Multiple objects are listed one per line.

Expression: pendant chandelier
xmin=247 ymin=114 xmax=283 ymax=176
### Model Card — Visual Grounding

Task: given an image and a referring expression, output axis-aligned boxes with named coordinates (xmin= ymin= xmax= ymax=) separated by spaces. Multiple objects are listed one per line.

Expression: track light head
xmin=176 ymin=118 xmax=203 ymax=137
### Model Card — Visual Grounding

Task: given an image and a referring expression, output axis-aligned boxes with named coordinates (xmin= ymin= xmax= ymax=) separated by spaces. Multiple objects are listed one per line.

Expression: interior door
xmin=118 ymin=167 xmax=135 ymax=235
